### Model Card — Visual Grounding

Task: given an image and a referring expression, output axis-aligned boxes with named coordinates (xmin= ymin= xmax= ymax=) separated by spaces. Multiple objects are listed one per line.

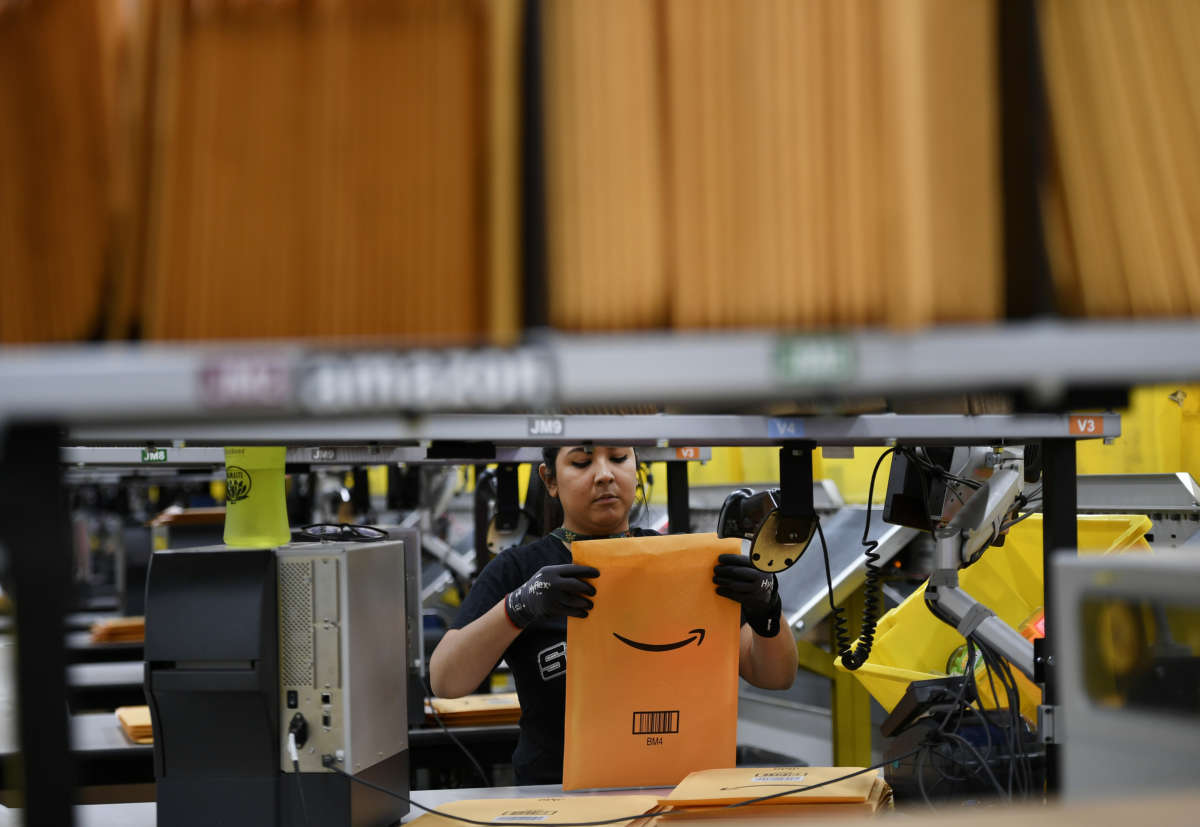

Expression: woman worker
xmin=429 ymin=445 xmax=799 ymax=785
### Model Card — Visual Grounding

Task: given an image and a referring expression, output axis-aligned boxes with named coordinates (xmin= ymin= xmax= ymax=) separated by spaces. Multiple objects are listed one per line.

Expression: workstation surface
xmin=0 ymin=715 xmax=519 ymax=792
xmin=0 ymin=617 xmax=142 ymax=664
xmin=4 ymin=785 xmax=1200 ymax=826
xmin=64 ymin=631 xmax=143 ymax=664
xmin=0 ymin=703 xmax=153 ymax=790
xmin=0 ymin=784 xmax=666 ymax=826
xmin=67 ymin=661 xmax=146 ymax=711
xmin=0 ymin=612 xmax=116 ymax=635
xmin=1 ymin=637 xmax=519 ymax=792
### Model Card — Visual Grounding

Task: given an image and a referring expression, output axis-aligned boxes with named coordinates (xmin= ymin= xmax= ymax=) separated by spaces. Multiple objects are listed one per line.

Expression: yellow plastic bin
xmin=838 ymin=514 xmax=1153 ymax=723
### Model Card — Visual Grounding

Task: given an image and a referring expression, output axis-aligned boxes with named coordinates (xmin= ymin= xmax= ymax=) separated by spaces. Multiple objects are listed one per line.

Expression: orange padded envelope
xmin=563 ymin=533 xmax=743 ymax=790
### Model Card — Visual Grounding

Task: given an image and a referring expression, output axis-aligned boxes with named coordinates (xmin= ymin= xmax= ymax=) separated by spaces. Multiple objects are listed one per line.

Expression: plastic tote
xmin=222 ymin=446 xmax=290 ymax=548
xmin=838 ymin=514 xmax=1152 ymax=722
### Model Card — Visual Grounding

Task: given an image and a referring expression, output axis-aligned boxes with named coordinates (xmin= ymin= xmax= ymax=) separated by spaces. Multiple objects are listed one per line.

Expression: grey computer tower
xmin=275 ymin=542 xmax=408 ymax=776
xmin=145 ymin=540 xmax=411 ymax=827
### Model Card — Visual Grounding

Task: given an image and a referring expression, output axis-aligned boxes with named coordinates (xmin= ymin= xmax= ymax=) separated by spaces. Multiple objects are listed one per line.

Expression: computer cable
xmin=915 ymin=746 xmax=933 ymax=806
xmin=958 ymin=654 xmax=1002 ymax=792
xmin=907 ymin=637 xmax=1032 ymax=806
xmin=999 ymin=485 xmax=1042 ymax=535
xmin=826 ymin=446 xmax=895 ymax=670
xmin=287 ymin=724 xmax=312 ymax=827
xmin=973 ymin=638 xmax=1034 ymax=797
xmin=934 ymin=648 xmax=1004 ymax=796
xmin=935 ymin=642 xmax=976 ymax=731
xmin=429 ymin=704 xmax=491 ymax=788
xmin=904 ymin=447 xmax=982 ymax=491
xmin=940 ymin=732 xmax=1008 ymax=799
xmin=915 ymin=724 xmax=1007 ymax=804
xmin=1000 ymin=509 xmax=1039 ymax=533
xmin=328 ymin=749 xmax=927 ymax=827
xmin=983 ymin=645 xmax=1034 ymax=795
xmin=974 ymin=645 xmax=1020 ymax=796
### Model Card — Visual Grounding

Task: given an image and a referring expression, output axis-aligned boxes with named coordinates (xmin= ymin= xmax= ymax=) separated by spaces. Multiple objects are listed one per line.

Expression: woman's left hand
xmin=713 ymin=553 xmax=782 ymax=637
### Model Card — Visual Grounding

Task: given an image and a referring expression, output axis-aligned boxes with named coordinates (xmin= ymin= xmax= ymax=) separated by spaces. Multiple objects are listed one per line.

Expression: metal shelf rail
xmin=60 ymin=445 xmax=712 ymax=466
xmin=1 ymin=320 xmax=1198 ymax=423
xmin=60 ymin=412 xmax=1120 ymax=448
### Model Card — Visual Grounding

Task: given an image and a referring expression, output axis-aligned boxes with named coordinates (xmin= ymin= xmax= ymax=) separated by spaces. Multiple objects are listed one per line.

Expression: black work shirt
xmin=450 ymin=529 xmax=657 ymax=785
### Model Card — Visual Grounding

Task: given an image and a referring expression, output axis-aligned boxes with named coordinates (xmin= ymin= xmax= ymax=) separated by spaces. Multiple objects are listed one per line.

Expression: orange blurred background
xmin=2 ymin=0 xmax=1197 ymax=345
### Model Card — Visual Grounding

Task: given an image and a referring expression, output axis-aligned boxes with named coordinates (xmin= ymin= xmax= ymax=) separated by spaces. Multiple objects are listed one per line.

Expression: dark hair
xmin=541 ymin=447 xmax=561 ymax=480
xmin=540 ymin=447 xmax=564 ymax=531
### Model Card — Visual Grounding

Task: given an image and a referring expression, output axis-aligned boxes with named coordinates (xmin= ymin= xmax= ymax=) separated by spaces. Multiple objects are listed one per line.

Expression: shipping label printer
xmin=144 ymin=540 xmax=410 ymax=827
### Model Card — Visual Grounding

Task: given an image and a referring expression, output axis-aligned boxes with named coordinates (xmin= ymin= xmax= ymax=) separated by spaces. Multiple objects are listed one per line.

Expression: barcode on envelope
xmin=494 ymin=812 xmax=554 ymax=822
xmin=632 ymin=710 xmax=680 ymax=734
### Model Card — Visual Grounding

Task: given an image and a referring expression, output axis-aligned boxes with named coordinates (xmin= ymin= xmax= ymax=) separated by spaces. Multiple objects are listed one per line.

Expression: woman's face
xmin=540 ymin=445 xmax=637 ymax=536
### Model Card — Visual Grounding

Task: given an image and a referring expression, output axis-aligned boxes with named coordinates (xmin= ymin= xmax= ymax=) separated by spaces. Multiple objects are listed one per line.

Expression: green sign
xmin=773 ymin=337 xmax=855 ymax=384
xmin=141 ymin=448 xmax=168 ymax=463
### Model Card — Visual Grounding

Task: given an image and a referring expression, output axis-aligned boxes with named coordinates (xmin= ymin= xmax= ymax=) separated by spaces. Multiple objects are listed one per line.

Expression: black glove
xmin=713 ymin=553 xmax=782 ymax=638
xmin=505 ymin=564 xmax=600 ymax=629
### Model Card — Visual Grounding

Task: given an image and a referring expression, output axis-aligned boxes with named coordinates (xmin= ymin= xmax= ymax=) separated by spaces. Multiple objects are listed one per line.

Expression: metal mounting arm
xmin=926 ymin=465 xmax=1037 ymax=681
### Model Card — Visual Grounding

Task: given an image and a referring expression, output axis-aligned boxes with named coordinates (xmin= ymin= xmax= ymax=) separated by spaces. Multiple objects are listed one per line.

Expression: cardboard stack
xmin=403 ymin=769 xmax=891 ymax=827
xmin=427 ymin=692 xmax=521 ymax=727
xmin=406 ymin=796 xmax=659 ymax=827
xmin=115 ymin=705 xmax=154 ymax=745
xmin=651 ymin=766 xmax=892 ymax=823
xmin=91 ymin=616 xmax=146 ymax=645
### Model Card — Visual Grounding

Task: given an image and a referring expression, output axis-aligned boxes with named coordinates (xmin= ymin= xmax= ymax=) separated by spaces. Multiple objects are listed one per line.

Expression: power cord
xmin=827 ymin=446 xmax=895 ymax=670
xmin=973 ymin=645 xmax=1019 ymax=796
xmin=429 ymin=704 xmax=491 ymax=788
xmin=912 ymin=636 xmax=1037 ymax=806
xmin=287 ymin=717 xmax=312 ymax=827
xmin=325 ymin=749 xmax=925 ymax=826
xmin=904 ymin=447 xmax=983 ymax=491
xmin=977 ymin=643 xmax=1035 ymax=795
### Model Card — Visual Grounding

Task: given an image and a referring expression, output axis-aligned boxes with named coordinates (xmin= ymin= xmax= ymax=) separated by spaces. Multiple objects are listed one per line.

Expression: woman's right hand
xmin=505 ymin=564 xmax=600 ymax=628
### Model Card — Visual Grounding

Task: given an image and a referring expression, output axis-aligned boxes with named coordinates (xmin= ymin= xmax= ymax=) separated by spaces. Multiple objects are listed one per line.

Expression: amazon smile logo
xmin=612 ymin=628 xmax=705 ymax=652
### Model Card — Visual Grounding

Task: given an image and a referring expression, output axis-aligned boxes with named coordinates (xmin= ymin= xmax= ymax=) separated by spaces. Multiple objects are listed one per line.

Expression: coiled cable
xmin=823 ymin=446 xmax=895 ymax=670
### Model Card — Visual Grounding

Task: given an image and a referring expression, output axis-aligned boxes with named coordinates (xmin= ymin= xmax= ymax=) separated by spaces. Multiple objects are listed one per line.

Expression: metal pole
xmin=998 ymin=0 xmax=1054 ymax=319
xmin=831 ymin=586 xmax=872 ymax=766
xmin=0 ymin=423 xmax=75 ymax=826
xmin=666 ymin=461 xmax=690 ymax=534
xmin=1041 ymin=438 xmax=1077 ymax=795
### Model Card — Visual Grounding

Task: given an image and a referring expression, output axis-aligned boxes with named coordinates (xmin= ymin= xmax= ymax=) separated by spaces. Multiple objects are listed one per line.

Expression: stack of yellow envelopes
xmin=426 ymin=693 xmax=521 ymax=727
xmin=91 ymin=616 xmax=145 ymax=644
xmin=406 ymin=795 xmax=660 ymax=827
xmin=116 ymin=706 xmax=154 ymax=745
xmin=651 ymin=766 xmax=892 ymax=823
